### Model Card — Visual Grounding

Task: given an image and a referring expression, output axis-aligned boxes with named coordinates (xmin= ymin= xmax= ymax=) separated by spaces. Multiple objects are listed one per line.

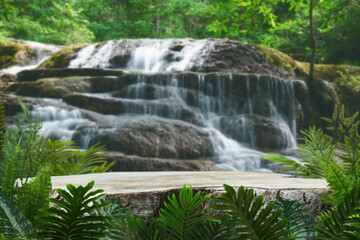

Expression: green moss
xmin=254 ymin=44 xmax=360 ymax=86
xmin=0 ymin=41 xmax=29 ymax=68
xmin=6 ymin=76 xmax=92 ymax=98
xmin=38 ymin=44 xmax=88 ymax=69
xmin=254 ymin=44 xmax=308 ymax=77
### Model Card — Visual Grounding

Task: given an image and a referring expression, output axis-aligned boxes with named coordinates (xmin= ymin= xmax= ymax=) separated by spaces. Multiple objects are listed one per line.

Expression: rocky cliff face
xmin=1 ymin=38 xmax=359 ymax=171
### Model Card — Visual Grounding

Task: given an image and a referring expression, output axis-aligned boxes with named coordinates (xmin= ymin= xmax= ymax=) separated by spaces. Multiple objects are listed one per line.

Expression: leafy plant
xmin=16 ymin=165 xmax=52 ymax=225
xmin=265 ymin=105 xmax=360 ymax=205
xmin=35 ymin=180 xmax=110 ymax=239
xmin=107 ymin=212 xmax=157 ymax=240
xmin=210 ymin=184 xmax=291 ymax=240
xmin=276 ymin=197 xmax=316 ymax=239
xmin=158 ymin=184 xmax=210 ymax=240
xmin=0 ymin=191 xmax=33 ymax=239
xmin=316 ymin=181 xmax=360 ymax=239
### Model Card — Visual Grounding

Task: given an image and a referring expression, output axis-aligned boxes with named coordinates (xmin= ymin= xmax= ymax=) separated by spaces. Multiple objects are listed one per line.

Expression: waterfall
xmin=69 ymin=39 xmax=214 ymax=72
xmin=22 ymin=39 xmax=298 ymax=172
xmin=30 ymin=104 xmax=94 ymax=143
xmin=1 ymin=41 xmax=61 ymax=76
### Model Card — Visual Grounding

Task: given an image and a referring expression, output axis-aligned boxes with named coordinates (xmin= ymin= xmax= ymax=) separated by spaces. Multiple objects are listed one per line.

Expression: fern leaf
xmin=35 ymin=181 xmax=110 ymax=239
xmin=16 ymin=165 xmax=52 ymax=225
xmin=276 ymin=197 xmax=316 ymax=239
xmin=210 ymin=185 xmax=292 ymax=240
xmin=106 ymin=212 xmax=163 ymax=240
xmin=316 ymin=182 xmax=360 ymax=239
xmin=0 ymin=191 xmax=34 ymax=239
xmin=158 ymin=184 xmax=210 ymax=240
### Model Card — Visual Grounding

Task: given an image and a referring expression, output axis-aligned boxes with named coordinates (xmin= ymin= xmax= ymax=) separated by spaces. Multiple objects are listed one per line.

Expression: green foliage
xmin=35 ymin=180 xmax=110 ymax=239
xmin=0 ymin=99 xmax=43 ymax=197
xmin=316 ymin=181 xmax=360 ymax=239
xmin=16 ymin=166 xmax=52 ymax=225
xmin=276 ymin=197 xmax=316 ymax=239
xmin=0 ymin=191 xmax=33 ymax=239
xmin=210 ymin=184 xmax=292 ymax=240
xmin=158 ymin=184 xmax=210 ymax=240
xmin=266 ymin=105 xmax=360 ymax=205
xmin=107 ymin=213 xmax=160 ymax=240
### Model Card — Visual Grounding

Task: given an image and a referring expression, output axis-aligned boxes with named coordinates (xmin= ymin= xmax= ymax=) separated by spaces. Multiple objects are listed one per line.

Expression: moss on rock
xmin=0 ymin=41 xmax=30 ymax=68
xmin=6 ymin=76 xmax=92 ymax=98
xmin=254 ymin=44 xmax=360 ymax=86
xmin=38 ymin=44 xmax=88 ymax=69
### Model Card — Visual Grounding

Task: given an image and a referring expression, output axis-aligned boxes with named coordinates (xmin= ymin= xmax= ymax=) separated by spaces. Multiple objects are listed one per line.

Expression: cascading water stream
xmin=1 ymin=41 xmax=61 ymax=76
xmin=25 ymin=39 xmax=298 ymax=172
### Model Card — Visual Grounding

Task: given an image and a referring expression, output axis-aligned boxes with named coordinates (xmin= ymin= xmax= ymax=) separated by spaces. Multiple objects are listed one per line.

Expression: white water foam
xmin=69 ymin=39 xmax=214 ymax=72
xmin=1 ymin=41 xmax=61 ymax=75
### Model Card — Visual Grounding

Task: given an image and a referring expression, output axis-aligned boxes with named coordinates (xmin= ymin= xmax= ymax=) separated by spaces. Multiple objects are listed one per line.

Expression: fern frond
xmin=276 ymin=197 xmax=316 ymax=239
xmin=210 ymin=185 xmax=292 ymax=240
xmin=157 ymin=184 xmax=210 ymax=240
xmin=35 ymin=181 xmax=110 ymax=239
xmin=264 ymin=153 xmax=323 ymax=178
xmin=0 ymin=191 xmax=34 ymax=239
xmin=316 ymin=181 xmax=360 ymax=239
xmin=16 ymin=165 xmax=52 ymax=225
xmin=189 ymin=214 xmax=233 ymax=240
xmin=65 ymin=143 xmax=113 ymax=175
xmin=318 ymin=157 xmax=353 ymax=205
xmin=106 ymin=212 xmax=159 ymax=240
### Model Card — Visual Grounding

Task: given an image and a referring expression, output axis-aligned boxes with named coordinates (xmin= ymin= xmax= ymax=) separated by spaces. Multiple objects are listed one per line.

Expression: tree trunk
xmin=309 ymin=0 xmax=317 ymax=82
xmin=156 ymin=6 xmax=160 ymax=37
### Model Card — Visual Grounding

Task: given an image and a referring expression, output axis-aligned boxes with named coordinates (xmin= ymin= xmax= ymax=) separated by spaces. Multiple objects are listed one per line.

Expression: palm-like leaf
xmin=16 ymin=165 xmax=52 ymax=225
xmin=316 ymin=181 xmax=360 ymax=239
xmin=210 ymin=185 xmax=292 ymax=240
xmin=276 ymin=197 xmax=316 ymax=239
xmin=35 ymin=181 xmax=110 ymax=239
xmin=190 ymin=214 xmax=233 ymax=240
xmin=106 ymin=212 xmax=164 ymax=240
xmin=158 ymin=184 xmax=210 ymax=240
xmin=0 ymin=191 xmax=34 ymax=239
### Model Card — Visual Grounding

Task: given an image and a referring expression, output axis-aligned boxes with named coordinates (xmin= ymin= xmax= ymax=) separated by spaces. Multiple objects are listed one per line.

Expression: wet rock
xmin=63 ymin=93 xmax=204 ymax=125
xmin=0 ymin=41 xmax=30 ymax=68
xmin=38 ymin=44 xmax=88 ymax=68
xmin=6 ymin=77 xmax=92 ymax=98
xmin=218 ymin=115 xmax=295 ymax=151
xmin=192 ymin=39 xmax=291 ymax=77
xmin=17 ymin=68 xmax=125 ymax=82
xmin=0 ymin=93 xmax=35 ymax=116
xmin=169 ymin=44 xmax=184 ymax=52
xmin=1 ymin=73 xmax=17 ymax=83
xmin=72 ymin=117 xmax=214 ymax=159
xmin=105 ymin=152 xmax=222 ymax=171
xmin=109 ymin=53 xmax=132 ymax=68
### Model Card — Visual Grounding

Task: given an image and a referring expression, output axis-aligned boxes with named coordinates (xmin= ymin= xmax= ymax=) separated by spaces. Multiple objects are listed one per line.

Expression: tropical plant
xmin=0 ymin=191 xmax=34 ymax=239
xmin=265 ymin=105 xmax=360 ymax=205
xmin=276 ymin=197 xmax=316 ymax=239
xmin=210 ymin=184 xmax=292 ymax=240
xmin=316 ymin=180 xmax=360 ymax=239
xmin=158 ymin=184 xmax=210 ymax=240
xmin=107 ymin=212 xmax=157 ymax=240
xmin=35 ymin=180 xmax=110 ymax=239
xmin=16 ymin=165 xmax=52 ymax=225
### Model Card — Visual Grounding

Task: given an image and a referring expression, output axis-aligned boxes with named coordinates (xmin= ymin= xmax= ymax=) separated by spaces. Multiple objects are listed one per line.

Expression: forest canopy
xmin=1 ymin=0 xmax=360 ymax=65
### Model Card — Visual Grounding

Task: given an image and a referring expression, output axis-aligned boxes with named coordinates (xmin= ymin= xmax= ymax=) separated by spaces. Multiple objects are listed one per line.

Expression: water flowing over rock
xmin=5 ymin=39 xmax=302 ymax=172
xmin=1 ymin=40 xmax=61 ymax=76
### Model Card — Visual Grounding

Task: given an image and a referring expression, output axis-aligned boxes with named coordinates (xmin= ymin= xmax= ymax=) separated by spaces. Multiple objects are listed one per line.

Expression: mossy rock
xmin=0 ymin=41 xmax=30 ymax=68
xmin=38 ymin=44 xmax=88 ymax=68
xmin=254 ymin=45 xmax=308 ymax=77
xmin=6 ymin=77 xmax=92 ymax=98
xmin=255 ymin=44 xmax=360 ymax=85
xmin=17 ymin=68 xmax=124 ymax=82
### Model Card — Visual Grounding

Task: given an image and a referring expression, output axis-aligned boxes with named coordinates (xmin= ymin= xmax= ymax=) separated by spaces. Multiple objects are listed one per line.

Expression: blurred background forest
xmin=1 ymin=0 xmax=359 ymax=65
